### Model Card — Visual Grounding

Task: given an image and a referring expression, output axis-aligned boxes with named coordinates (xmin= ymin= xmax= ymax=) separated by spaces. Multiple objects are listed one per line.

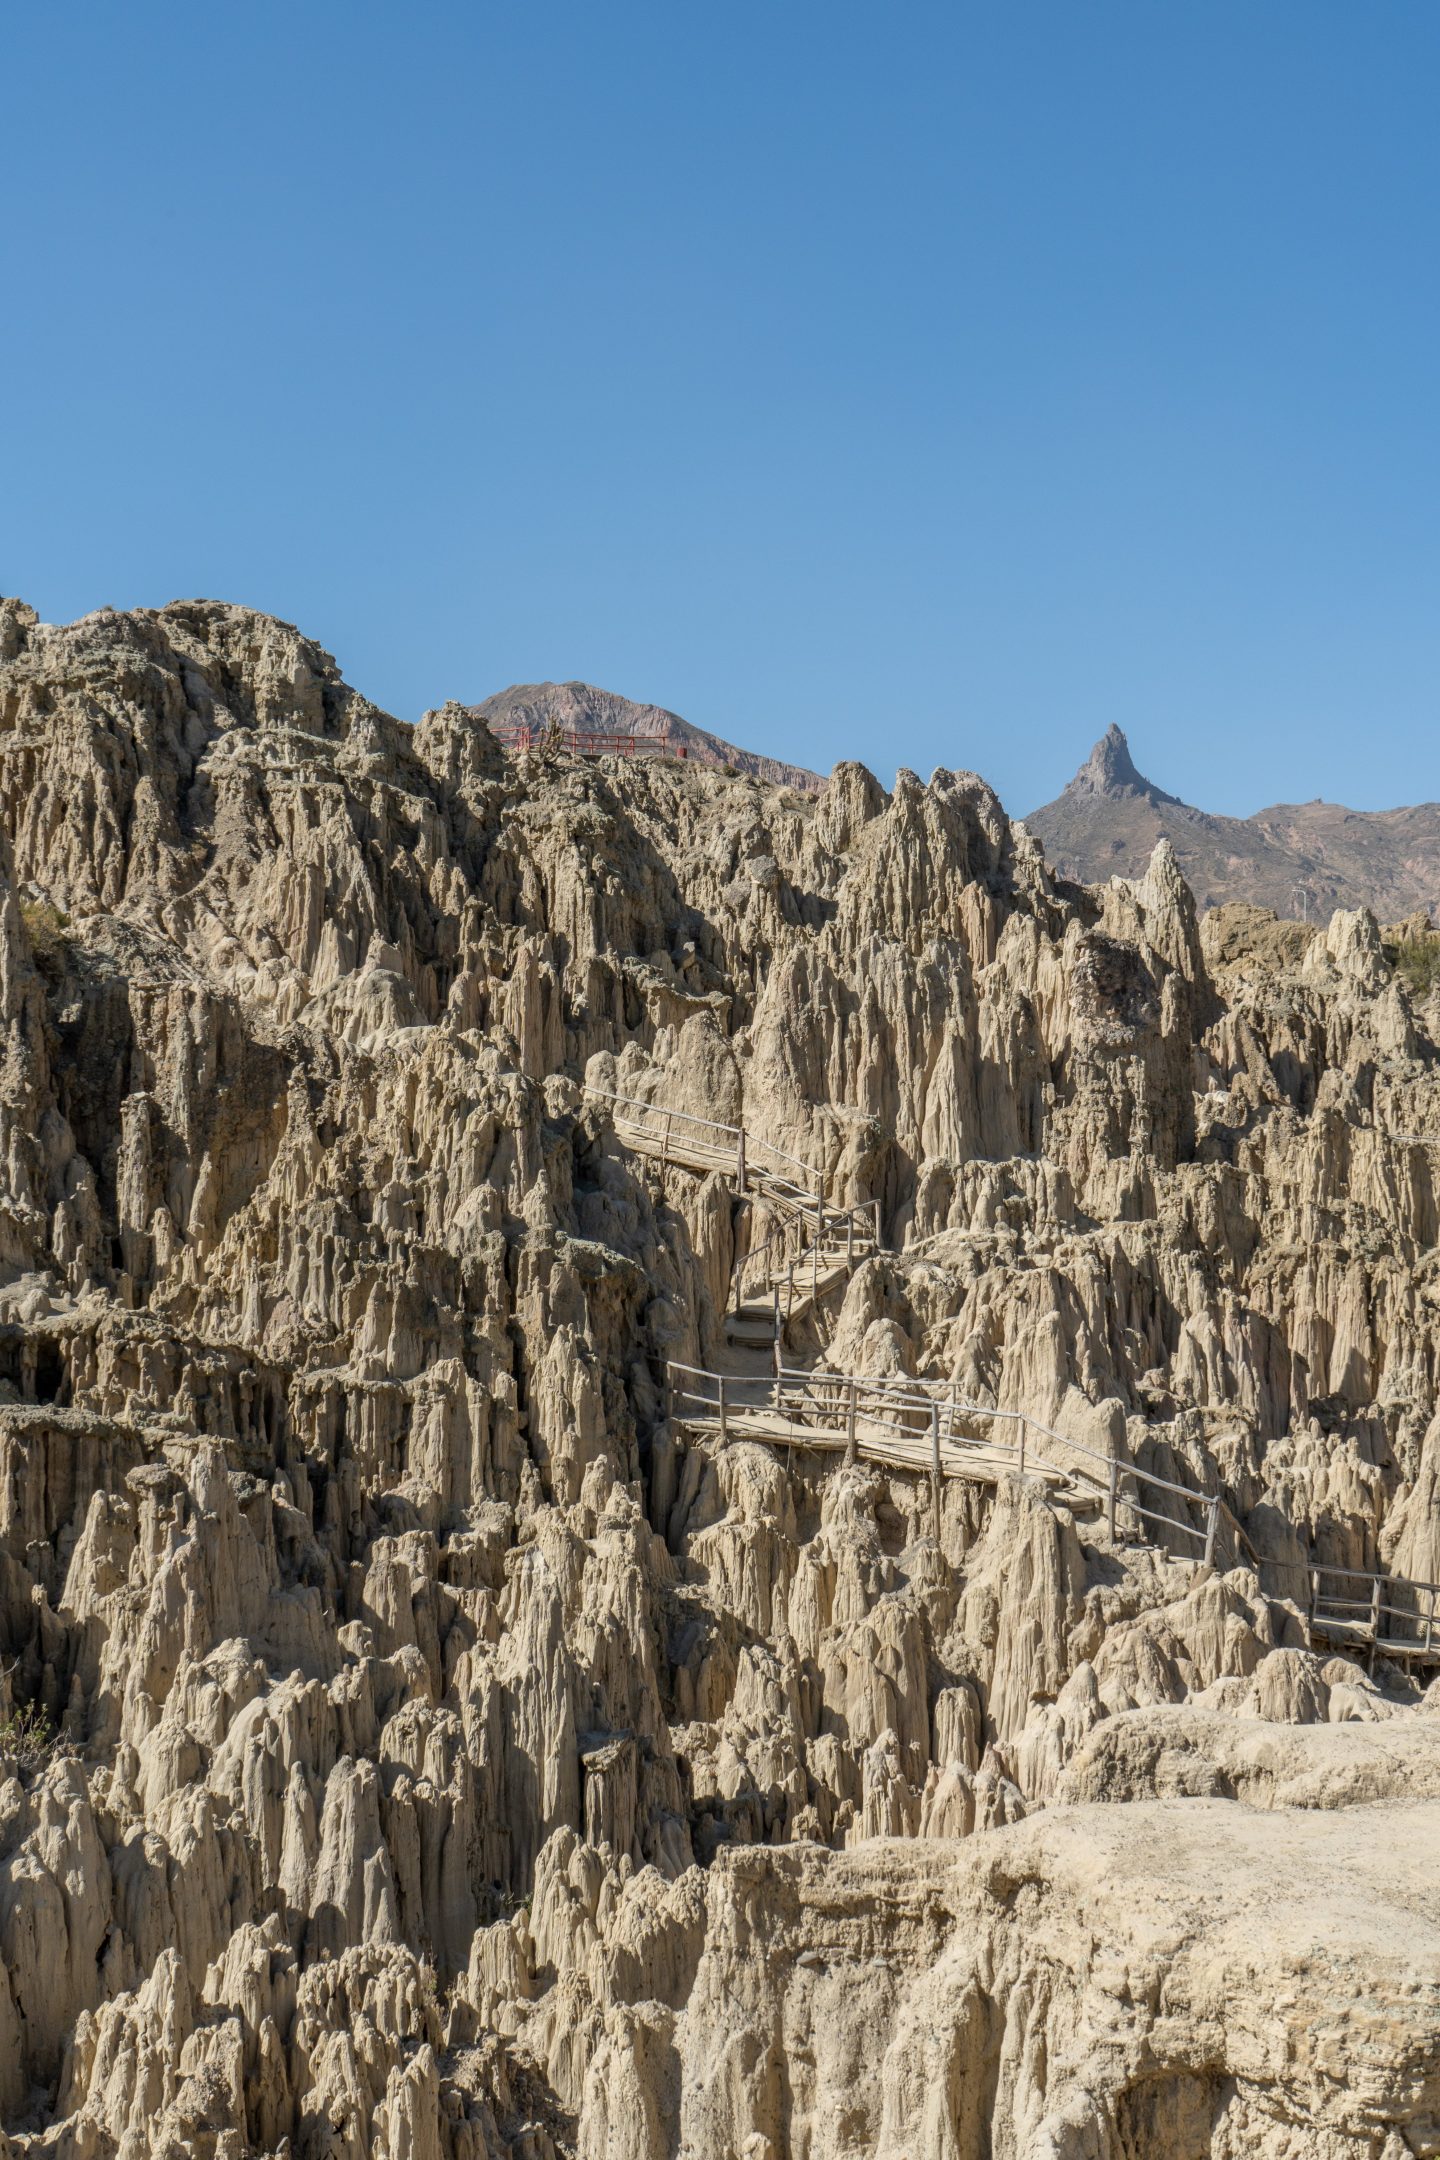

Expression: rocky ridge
xmin=0 ymin=597 xmax=1436 ymax=2155
xmin=1028 ymin=721 xmax=1440 ymax=919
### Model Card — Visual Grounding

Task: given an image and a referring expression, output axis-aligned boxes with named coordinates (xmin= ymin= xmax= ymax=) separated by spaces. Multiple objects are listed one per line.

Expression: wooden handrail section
xmin=593 ymin=1085 xmax=1246 ymax=1571
xmin=1309 ymin=1563 xmax=1440 ymax=1669
xmin=666 ymin=1358 xmax=1224 ymax=1562
xmin=583 ymin=1083 xmax=881 ymax=1326
xmin=583 ymin=1083 xmax=814 ymax=1186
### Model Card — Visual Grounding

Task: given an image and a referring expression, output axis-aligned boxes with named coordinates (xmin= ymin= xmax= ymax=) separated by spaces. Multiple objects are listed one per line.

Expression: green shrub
xmin=1385 ymin=934 xmax=1440 ymax=999
xmin=0 ymin=1700 xmax=60 ymax=1770
xmin=19 ymin=896 xmax=70 ymax=969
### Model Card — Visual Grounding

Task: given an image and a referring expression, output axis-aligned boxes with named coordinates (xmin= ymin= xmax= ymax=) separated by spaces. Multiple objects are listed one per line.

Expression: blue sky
xmin=3 ymin=3 xmax=1436 ymax=816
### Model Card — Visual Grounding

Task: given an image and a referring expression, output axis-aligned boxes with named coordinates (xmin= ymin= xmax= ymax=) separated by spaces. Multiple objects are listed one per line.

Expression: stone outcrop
xmin=0 ymin=595 xmax=1436 ymax=2155
xmin=1028 ymin=721 xmax=1440 ymax=919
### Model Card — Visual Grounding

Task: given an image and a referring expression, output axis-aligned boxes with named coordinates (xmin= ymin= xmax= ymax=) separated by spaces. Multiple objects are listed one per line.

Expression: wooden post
xmin=812 ymin=1236 xmax=818 ymax=1304
xmin=1368 ymin=1574 xmax=1382 ymax=1673
xmin=873 ymin=1198 xmax=882 ymax=1251
xmin=718 ymin=1373 xmax=728 ymax=1443
xmin=1203 ymin=1495 xmax=1220 ymax=1569
xmin=847 ymin=1213 xmax=855 ymax=1264
xmin=1018 ymin=1418 xmax=1027 ymax=1477
xmin=1426 ymin=1586 xmax=1435 ymax=1659
xmin=736 ymin=1125 xmax=746 ymax=1193
xmin=930 ymin=1400 xmax=942 ymax=1538
xmin=845 ymin=1376 xmax=858 ymax=1466
xmin=787 ymin=1261 xmax=795 ymax=1320
xmin=1107 ymin=1457 xmax=1119 ymax=1544
xmin=661 ymin=1111 xmax=672 ymax=1167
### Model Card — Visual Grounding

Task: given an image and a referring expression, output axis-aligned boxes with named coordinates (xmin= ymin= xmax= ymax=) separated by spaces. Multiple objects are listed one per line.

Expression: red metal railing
xmin=488 ymin=723 xmax=686 ymax=760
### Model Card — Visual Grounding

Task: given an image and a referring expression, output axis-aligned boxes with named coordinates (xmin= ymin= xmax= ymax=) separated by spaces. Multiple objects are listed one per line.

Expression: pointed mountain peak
xmin=1066 ymin=725 xmax=1182 ymax=806
xmin=1082 ymin=724 xmax=1144 ymax=791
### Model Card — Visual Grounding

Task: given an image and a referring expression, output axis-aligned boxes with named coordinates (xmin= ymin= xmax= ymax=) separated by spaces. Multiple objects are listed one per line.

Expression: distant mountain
xmin=466 ymin=681 xmax=822 ymax=792
xmin=1026 ymin=725 xmax=1440 ymax=921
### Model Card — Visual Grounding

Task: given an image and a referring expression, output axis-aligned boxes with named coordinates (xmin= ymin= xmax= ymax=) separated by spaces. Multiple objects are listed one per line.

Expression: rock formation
xmin=0 ymin=595 xmax=1436 ymax=2155
xmin=1028 ymin=721 xmax=1440 ymax=919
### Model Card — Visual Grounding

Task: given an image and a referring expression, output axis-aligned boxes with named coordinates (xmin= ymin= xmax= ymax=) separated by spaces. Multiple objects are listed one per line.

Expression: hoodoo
xmin=0 ymin=596 xmax=1438 ymax=2157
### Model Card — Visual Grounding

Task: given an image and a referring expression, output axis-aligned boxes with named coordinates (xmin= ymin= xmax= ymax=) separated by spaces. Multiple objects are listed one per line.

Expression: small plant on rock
xmin=0 ymin=1699 xmax=58 ymax=1770
xmin=1386 ymin=933 xmax=1440 ymax=1000
xmin=19 ymin=895 xmax=70 ymax=962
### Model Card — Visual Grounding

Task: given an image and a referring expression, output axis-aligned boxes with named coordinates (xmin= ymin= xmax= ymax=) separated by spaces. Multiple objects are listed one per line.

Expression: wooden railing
xmin=1309 ymin=1564 xmax=1440 ymax=1667
xmin=584 ymin=1085 xmax=881 ymax=1318
xmin=731 ymin=1192 xmax=882 ymax=1311
xmin=667 ymin=1360 xmax=1225 ymax=1562
xmin=583 ymin=1084 xmax=814 ymax=1192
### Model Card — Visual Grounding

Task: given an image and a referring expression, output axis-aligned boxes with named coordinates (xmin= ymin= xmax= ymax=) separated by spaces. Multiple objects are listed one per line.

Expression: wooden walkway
xmin=589 ymin=1085 xmax=1238 ymax=1571
xmin=1309 ymin=1564 xmax=1440 ymax=1672
xmin=583 ymin=1085 xmax=880 ymax=1337
xmin=668 ymin=1361 xmax=1230 ymax=1558
xmin=585 ymin=1084 xmax=815 ymax=1193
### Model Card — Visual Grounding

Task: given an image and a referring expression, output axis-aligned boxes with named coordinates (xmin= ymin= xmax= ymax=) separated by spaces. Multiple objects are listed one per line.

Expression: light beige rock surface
xmin=0 ymin=596 xmax=1436 ymax=2154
